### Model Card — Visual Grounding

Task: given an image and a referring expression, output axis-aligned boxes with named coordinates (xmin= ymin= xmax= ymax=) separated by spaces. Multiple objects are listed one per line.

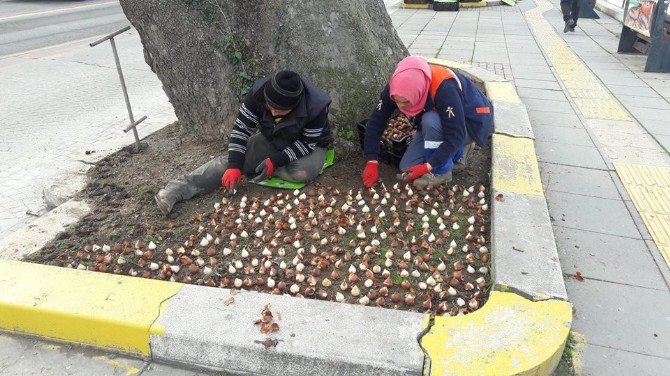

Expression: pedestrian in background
xmin=561 ymin=0 xmax=580 ymax=32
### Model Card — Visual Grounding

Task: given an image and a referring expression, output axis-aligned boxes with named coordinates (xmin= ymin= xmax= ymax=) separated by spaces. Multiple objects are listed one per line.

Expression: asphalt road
xmin=0 ymin=0 xmax=128 ymax=57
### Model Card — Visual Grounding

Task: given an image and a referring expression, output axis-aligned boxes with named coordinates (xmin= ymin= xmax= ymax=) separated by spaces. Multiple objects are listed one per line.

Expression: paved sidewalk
xmin=390 ymin=1 xmax=670 ymax=374
xmin=0 ymin=333 xmax=208 ymax=375
xmin=0 ymin=30 xmax=176 ymax=241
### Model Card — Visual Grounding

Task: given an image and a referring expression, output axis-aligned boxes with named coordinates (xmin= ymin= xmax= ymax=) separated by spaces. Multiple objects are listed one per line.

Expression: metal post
xmin=90 ymin=26 xmax=144 ymax=151
xmin=109 ymin=37 xmax=141 ymax=150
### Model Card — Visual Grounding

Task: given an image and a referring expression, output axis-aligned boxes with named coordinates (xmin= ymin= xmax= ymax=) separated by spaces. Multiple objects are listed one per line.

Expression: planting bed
xmin=30 ymin=121 xmax=491 ymax=315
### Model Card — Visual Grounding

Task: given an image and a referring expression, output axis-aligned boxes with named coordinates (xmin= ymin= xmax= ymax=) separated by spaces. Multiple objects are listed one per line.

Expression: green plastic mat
xmin=253 ymin=149 xmax=335 ymax=189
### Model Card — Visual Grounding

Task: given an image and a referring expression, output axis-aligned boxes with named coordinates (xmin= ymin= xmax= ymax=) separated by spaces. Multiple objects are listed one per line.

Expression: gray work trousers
xmin=162 ymin=133 xmax=327 ymax=206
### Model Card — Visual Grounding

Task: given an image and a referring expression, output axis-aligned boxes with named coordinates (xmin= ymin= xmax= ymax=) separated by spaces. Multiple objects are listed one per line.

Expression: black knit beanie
xmin=264 ymin=70 xmax=304 ymax=110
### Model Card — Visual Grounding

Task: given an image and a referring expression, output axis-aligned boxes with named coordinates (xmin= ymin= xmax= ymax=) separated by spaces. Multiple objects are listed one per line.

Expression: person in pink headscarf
xmin=361 ymin=56 xmax=493 ymax=188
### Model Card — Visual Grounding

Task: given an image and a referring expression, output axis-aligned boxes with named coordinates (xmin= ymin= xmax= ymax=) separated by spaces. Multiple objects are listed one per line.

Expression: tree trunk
xmin=119 ymin=0 xmax=407 ymax=139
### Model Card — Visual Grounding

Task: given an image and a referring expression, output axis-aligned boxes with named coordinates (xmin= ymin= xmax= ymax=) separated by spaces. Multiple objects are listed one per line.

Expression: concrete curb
xmin=0 ymin=58 xmax=571 ymax=376
xmin=152 ymin=285 xmax=425 ymax=375
xmin=0 ymin=200 xmax=91 ymax=260
xmin=422 ymin=58 xmax=571 ymax=374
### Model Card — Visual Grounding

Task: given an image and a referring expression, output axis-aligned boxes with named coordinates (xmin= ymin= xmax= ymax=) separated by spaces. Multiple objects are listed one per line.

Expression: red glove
xmin=221 ymin=168 xmax=242 ymax=191
xmin=402 ymin=163 xmax=431 ymax=182
xmin=362 ymin=161 xmax=379 ymax=188
xmin=251 ymin=158 xmax=275 ymax=183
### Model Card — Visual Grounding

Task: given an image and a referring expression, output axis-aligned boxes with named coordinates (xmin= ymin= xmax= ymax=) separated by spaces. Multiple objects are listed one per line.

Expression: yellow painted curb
xmin=422 ymin=291 xmax=572 ymax=375
xmin=492 ymin=134 xmax=544 ymax=196
xmin=460 ymin=1 xmax=488 ymax=7
xmin=401 ymin=2 xmax=431 ymax=9
xmin=485 ymin=81 xmax=522 ymax=104
xmin=426 ymin=57 xmax=472 ymax=70
xmin=0 ymin=260 xmax=182 ymax=356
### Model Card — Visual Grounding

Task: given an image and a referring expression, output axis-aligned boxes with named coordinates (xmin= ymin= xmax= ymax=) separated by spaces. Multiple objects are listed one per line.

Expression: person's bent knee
xmin=279 ymin=169 xmax=311 ymax=183
xmin=421 ymin=111 xmax=441 ymax=131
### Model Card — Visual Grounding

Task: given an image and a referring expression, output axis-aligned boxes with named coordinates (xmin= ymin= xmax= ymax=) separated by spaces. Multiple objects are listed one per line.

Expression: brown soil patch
xmin=30 ymin=121 xmax=492 ymax=315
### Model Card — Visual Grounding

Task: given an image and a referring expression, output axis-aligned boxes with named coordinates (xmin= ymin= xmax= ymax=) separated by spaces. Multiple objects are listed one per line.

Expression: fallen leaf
xmin=166 ymin=221 xmax=176 ymax=229
xmin=260 ymin=323 xmax=272 ymax=334
xmin=575 ymin=271 xmax=584 ymax=281
xmin=192 ymin=213 xmax=203 ymax=222
xmin=254 ymin=338 xmax=279 ymax=349
xmin=495 ymin=193 xmax=504 ymax=202
xmin=224 ymin=297 xmax=235 ymax=306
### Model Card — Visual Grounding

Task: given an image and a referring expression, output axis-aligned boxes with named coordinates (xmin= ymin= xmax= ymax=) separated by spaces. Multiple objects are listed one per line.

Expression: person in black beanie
xmin=155 ymin=70 xmax=333 ymax=215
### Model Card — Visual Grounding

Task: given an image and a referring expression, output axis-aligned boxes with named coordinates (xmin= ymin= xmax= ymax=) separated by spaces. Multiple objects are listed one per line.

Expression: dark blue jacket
xmin=227 ymin=76 xmax=332 ymax=169
xmin=364 ymin=67 xmax=493 ymax=169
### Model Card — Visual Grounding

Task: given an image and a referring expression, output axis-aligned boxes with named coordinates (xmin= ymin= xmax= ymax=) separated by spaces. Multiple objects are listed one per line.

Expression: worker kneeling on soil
xmin=361 ymin=56 xmax=493 ymax=188
xmin=155 ymin=70 xmax=333 ymax=215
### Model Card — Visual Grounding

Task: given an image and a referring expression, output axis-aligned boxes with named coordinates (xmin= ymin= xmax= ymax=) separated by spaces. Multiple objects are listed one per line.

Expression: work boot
xmin=154 ymin=189 xmax=175 ymax=216
xmin=453 ymin=142 xmax=475 ymax=173
xmin=563 ymin=19 xmax=575 ymax=33
xmin=413 ymin=171 xmax=453 ymax=188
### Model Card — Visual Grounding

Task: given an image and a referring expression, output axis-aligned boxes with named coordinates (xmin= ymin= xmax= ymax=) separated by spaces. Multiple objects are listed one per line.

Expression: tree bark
xmin=119 ymin=0 xmax=407 ymax=139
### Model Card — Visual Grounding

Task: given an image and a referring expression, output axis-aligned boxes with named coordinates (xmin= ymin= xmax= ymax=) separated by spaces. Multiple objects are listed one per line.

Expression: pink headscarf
xmin=389 ymin=56 xmax=432 ymax=116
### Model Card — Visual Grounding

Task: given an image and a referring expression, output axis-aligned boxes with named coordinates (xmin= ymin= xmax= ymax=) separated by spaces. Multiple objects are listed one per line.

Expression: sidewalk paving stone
xmin=523 ymin=98 xmax=574 ymax=113
xmin=141 ymin=363 xmax=206 ymax=376
xmin=615 ymin=95 xmax=670 ymax=110
xmin=514 ymin=78 xmax=562 ymax=91
xmin=517 ymin=87 xmax=569 ymax=101
xmin=553 ymin=226 xmax=667 ymax=289
xmin=654 ymin=135 xmax=670 ymax=152
xmin=539 ymin=163 xmax=620 ymax=199
xmin=536 ymin=141 xmax=607 ymax=169
xmin=0 ymin=333 xmax=146 ymax=376
xmin=511 ymin=71 xmax=557 ymax=81
xmin=565 ymin=278 xmax=670 ymax=359
xmin=628 ymin=107 xmax=670 ymax=123
xmin=645 ymin=239 xmax=670 ymax=285
xmin=546 ymin=190 xmax=640 ymax=238
xmin=527 ymin=109 xmax=583 ymax=128
xmin=533 ymin=124 xmax=595 ymax=147
xmin=622 ymin=199 xmax=654 ymax=242
xmin=580 ymin=344 xmax=670 ymax=376
xmin=637 ymin=119 xmax=670 ymax=137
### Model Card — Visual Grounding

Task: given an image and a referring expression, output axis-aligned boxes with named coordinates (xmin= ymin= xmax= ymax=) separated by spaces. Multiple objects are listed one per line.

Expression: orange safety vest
xmin=428 ymin=64 xmax=490 ymax=115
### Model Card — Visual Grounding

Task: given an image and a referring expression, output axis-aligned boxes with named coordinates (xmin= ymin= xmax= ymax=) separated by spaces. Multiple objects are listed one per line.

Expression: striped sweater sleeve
xmin=227 ymin=96 xmax=261 ymax=169
xmin=270 ymin=107 xmax=329 ymax=167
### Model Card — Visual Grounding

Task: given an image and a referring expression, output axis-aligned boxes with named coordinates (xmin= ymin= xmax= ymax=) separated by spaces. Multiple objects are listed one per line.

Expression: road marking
xmin=0 ymin=1 xmax=119 ymax=22
xmin=615 ymin=163 xmax=670 ymax=268
xmin=525 ymin=0 xmax=630 ymax=121
xmin=0 ymin=32 xmax=127 ymax=60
